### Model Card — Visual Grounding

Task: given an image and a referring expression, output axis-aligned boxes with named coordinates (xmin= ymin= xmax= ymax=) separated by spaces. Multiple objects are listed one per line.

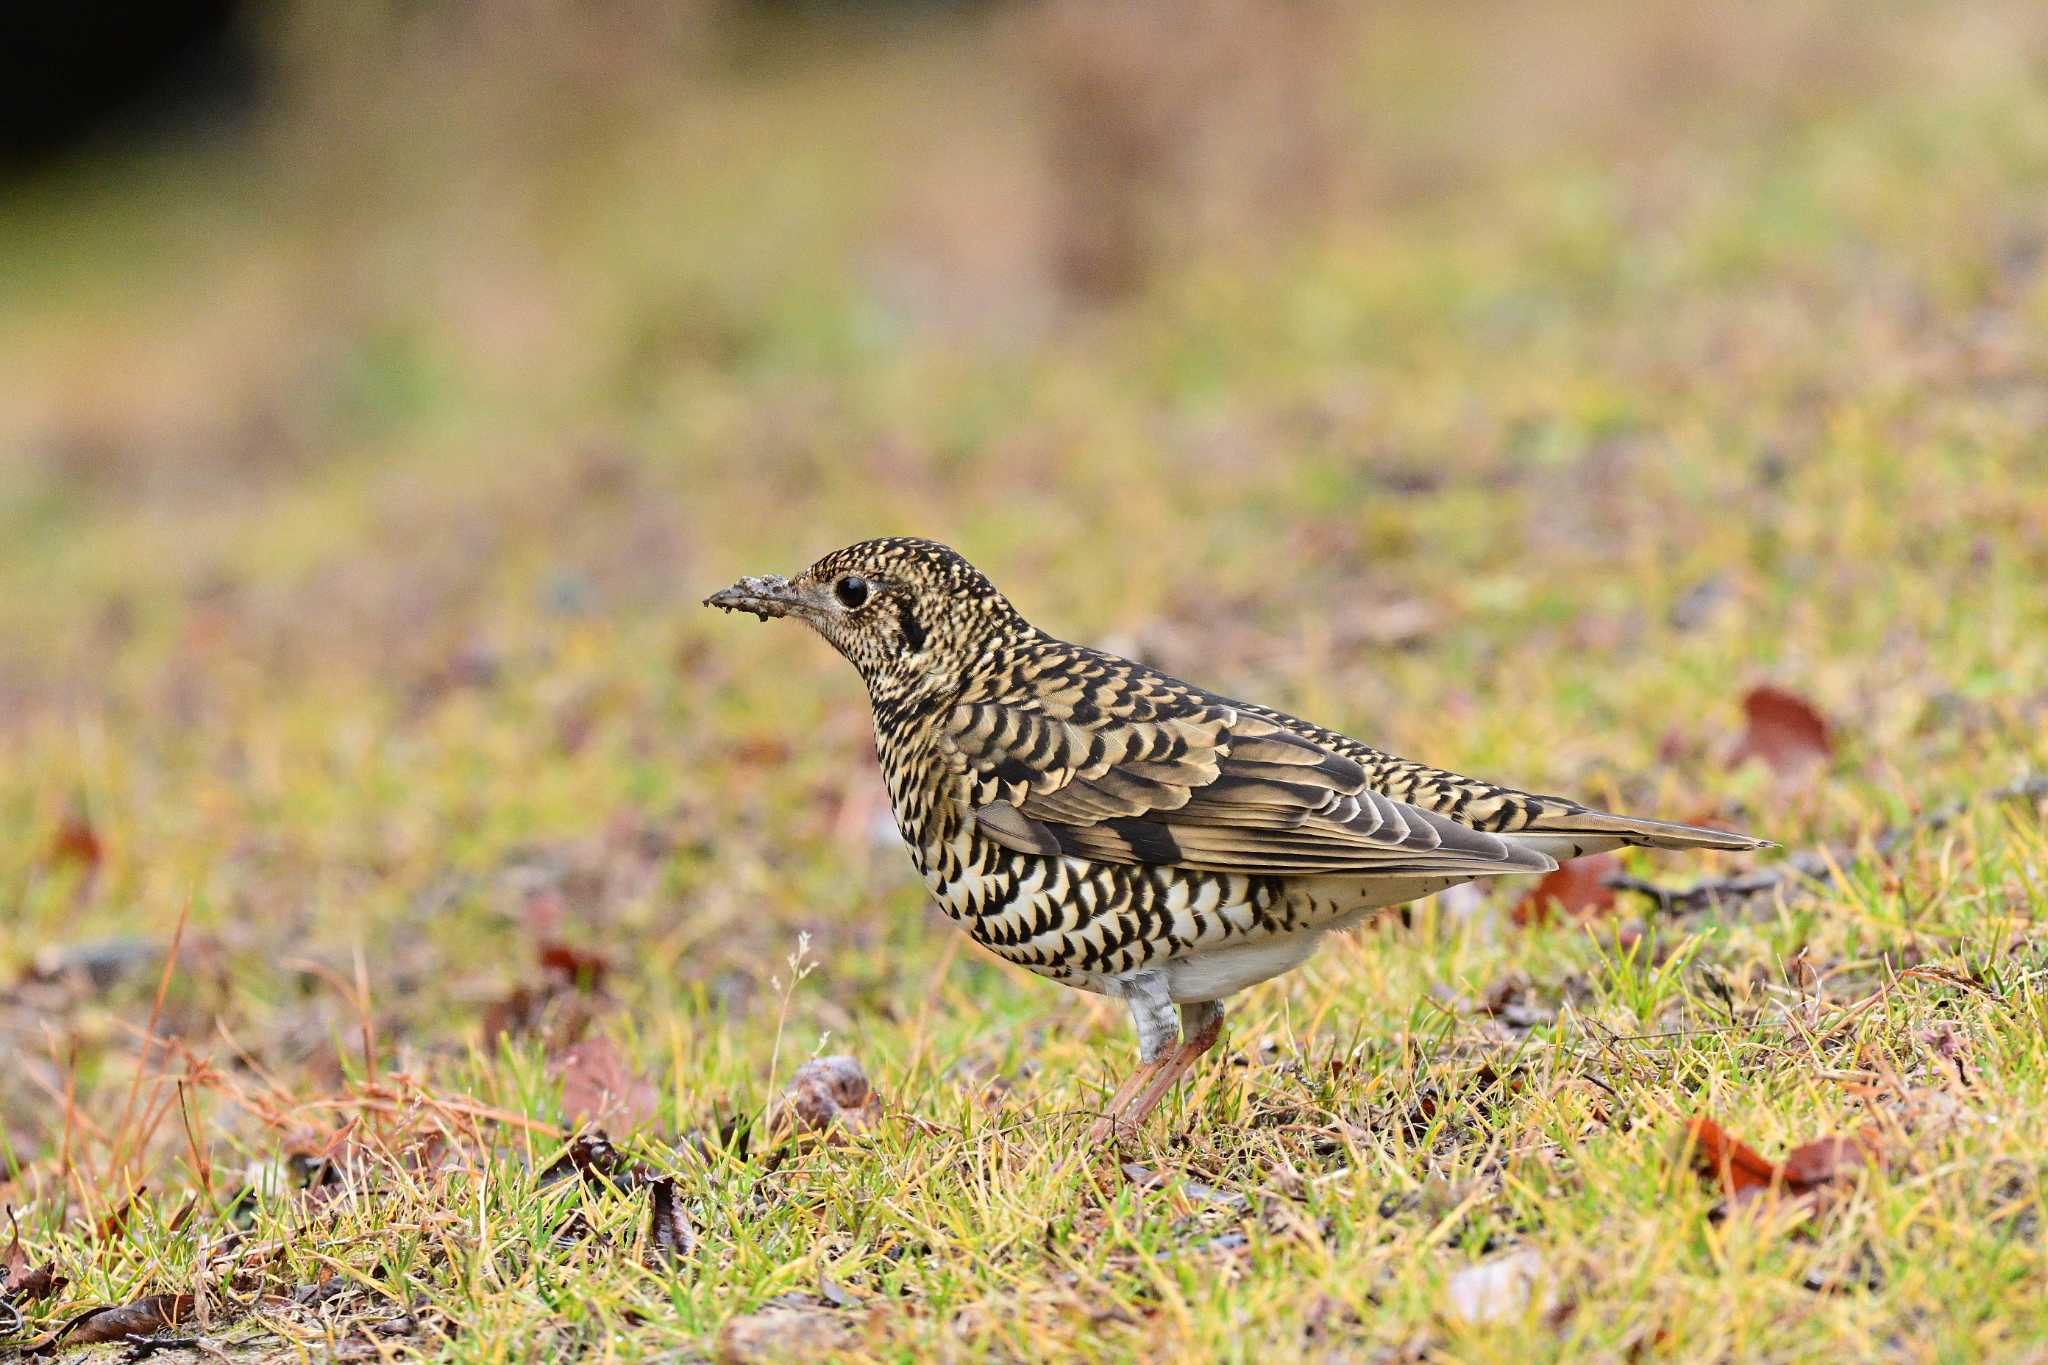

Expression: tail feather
xmin=1521 ymin=806 xmax=1768 ymax=854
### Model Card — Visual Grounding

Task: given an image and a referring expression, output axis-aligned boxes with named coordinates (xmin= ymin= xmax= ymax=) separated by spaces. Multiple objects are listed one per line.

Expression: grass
xmin=3 ymin=2 xmax=2047 ymax=1359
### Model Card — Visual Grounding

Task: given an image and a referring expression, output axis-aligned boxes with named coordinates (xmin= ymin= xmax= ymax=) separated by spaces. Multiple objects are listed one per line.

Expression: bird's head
xmin=704 ymin=537 xmax=1021 ymax=708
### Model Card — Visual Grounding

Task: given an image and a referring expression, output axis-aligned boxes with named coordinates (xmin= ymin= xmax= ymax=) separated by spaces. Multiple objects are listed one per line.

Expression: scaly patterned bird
xmin=706 ymin=538 xmax=1763 ymax=1140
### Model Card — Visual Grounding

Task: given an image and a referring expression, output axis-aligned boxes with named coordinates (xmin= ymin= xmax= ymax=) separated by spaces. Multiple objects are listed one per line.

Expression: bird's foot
xmin=1083 ymin=1053 xmax=1172 ymax=1145
xmin=1118 ymin=1010 xmax=1224 ymax=1132
xmin=1083 ymin=1007 xmax=1227 ymax=1145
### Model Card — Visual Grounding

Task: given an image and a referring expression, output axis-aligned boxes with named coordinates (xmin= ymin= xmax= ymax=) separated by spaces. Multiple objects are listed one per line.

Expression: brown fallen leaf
xmin=47 ymin=796 xmax=103 ymax=872
xmin=539 ymin=941 xmax=611 ymax=993
xmin=1779 ymin=1132 xmax=1881 ymax=1189
xmin=1512 ymin=853 xmax=1620 ymax=926
xmin=483 ymin=935 xmax=617 ymax=1047
xmin=1683 ymin=1115 xmax=1779 ymax=1195
xmin=1786 ymin=946 xmax=1822 ymax=996
xmin=3 ymin=1207 xmax=28 ymax=1279
xmin=1683 ymin=1115 xmax=1882 ymax=1213
xmin=1729 ymin=685 xmax=1832 ymax=783
xmin=484 ymin=989 xmax=598 ymax=1051
xmin=729 ymin=734 xmax=794 ymax=768
xmin=3 ymin=1208 xmax=66 ymax=1304
xmin=538 ymin=1130 xmax=643 ymax=1189
xmin=765 ymin=1056 xmax=883 ymax=1142
xmin=551 ymin=1036 xmax=660 ymax=1131
xmin=480 ymin=985 xmax=546 ymax=1046
xmin=27 ymin=1293 xmax=195 ymax=1352
xmin=646 ymin=1176 xmax=696 ymax=1268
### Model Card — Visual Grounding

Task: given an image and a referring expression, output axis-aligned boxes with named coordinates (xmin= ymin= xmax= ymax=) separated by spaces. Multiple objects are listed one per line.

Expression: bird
xmin=705 ymin=537 xmax=1764 ymax=1141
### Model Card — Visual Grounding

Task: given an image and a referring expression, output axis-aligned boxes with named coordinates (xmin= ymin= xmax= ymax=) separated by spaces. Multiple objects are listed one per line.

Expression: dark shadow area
xmin=1 ymin=1 xmax=259 ymax=173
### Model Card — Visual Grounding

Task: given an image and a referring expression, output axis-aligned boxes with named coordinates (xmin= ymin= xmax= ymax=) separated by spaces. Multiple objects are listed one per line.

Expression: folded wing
xmin=944 ymin=702 xmax=1557 ymax=880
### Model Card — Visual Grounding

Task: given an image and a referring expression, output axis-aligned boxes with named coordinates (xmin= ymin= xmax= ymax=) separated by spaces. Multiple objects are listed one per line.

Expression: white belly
xmin=1156 ymin=934 xmax=1327 ymax=1002
xmin=1135 ymin=872 xmax=1476 ymax=1004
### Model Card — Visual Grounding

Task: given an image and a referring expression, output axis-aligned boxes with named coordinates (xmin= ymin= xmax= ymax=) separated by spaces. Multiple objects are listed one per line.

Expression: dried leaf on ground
xmin=1779 ymin=1133 xmax=1881 ymax=1188
xmin=1443 ymin=1247 xmax=1553 ymax=1325
xmin=717 ymin=1301 xmax=857 ymax=1364
xmin=480 ymin=986 xmax=549 ymax=1046
xmin=538 ymin=1130 xmax=643 ymax=1189
xmin=550 ymin=1036 xmax=660 ymax=1131
xmin=28 ymin=1293 xmax=196 ymax=1352
xmin=47 ymin=797 xmax=103 ymax=871
xmin=482 ymin=934 xmax=619 ymax=1046
xmin=1682 ymin=1115 xmax=1882 ymax=1212
xmin=483 ymin=976 xmax=604 ymax=1050
xmin=765 ymin=1056 xmax=883 ymax=1142
xmin=3 ymin=1209 xmax=66 ymax=1303
xmin=548 ymin=1209 xmax=597 ymax=1251
xmin=539 ymin=941 xmax=612 ymax=992
xmin=1683 ymin=1116 xmax=1780 ymax=1195
xmin=1728 ymin=685 xmax=1833 ymax=783
xmin=647 ymin=1176 xmax=696 ymax=1268
xmin=3 ymin=1209 xmax=27 ymax=1282
xmin=1512 ymin=854 xmax=1620 ymax=926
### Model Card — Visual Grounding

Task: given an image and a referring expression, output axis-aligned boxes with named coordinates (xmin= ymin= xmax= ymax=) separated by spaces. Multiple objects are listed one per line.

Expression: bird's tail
xmin=1509 ymin=806 xmax=1768 ymax=860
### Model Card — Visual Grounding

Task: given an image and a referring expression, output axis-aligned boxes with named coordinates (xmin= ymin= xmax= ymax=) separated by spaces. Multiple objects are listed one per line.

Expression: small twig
xmin=1605 ymin=851 xmax=1828 ymax=913
xmin=1896 ymin=964 xmax=1997 ymax=997
xmin=1607 ymin=774 xmax=2048 ymax=913
xmin=176 ymin=1082 xmax=215 ymax=1207
xmin=287 ymin=1091 xmax=566 ymax=1137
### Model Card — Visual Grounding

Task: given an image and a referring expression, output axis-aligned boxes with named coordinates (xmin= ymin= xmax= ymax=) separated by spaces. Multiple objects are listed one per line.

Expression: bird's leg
xmin=1118 ymin=1001 xmax=1226 ymax=1132
xmin=1084 ymin=974 xmax=1178 ymax=1143
xmin=1087 ymin=1057 xmax=1171 ymax=1142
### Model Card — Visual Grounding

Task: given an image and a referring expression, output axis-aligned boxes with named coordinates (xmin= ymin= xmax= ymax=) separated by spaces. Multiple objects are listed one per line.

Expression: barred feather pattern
xmin=721 ymin=537 xmax=1760 ymax=996
xmin=851 ymin=566 xmax=1557 ymax=986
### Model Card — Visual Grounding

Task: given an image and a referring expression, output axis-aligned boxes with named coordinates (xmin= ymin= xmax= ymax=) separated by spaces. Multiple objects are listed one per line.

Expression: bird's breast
xmin=875 ymin=727 xmax=1345 ymax=987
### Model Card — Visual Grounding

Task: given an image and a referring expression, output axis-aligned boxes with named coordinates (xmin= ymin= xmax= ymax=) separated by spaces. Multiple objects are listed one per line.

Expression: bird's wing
xmin=942 ymin=700 xmax=1556 ymax=879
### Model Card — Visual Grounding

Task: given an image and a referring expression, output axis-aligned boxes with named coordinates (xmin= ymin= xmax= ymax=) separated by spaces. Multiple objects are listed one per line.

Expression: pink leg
xmin=1114 ymin=1003 xmax=1225 ymax=1134
xmin=1084 ymin=1053 xmax=1173 ymax=1144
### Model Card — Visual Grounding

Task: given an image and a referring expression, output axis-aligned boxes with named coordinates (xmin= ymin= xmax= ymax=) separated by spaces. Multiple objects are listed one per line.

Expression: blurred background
xmin=3 ymin=0 xmax=2047 ymax=1157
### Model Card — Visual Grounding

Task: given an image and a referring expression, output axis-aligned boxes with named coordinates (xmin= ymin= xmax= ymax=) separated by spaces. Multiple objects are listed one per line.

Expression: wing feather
xmin=947 ymin=701 xmax=1554 ymax=879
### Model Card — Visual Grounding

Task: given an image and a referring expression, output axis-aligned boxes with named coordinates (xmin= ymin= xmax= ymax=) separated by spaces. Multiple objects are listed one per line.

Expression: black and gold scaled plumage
xmin=706 ymin=538 xmax=1764 ymax=1139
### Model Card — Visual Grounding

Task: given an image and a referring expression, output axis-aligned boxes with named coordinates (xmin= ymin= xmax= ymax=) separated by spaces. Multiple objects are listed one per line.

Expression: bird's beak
xmin=702 ymin=573 xmax=812 ymax=622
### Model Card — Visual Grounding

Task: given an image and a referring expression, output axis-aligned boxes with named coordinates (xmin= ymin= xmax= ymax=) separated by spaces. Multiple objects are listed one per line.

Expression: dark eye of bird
xmin=834 ymin=575 xmax=870 ymax=609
